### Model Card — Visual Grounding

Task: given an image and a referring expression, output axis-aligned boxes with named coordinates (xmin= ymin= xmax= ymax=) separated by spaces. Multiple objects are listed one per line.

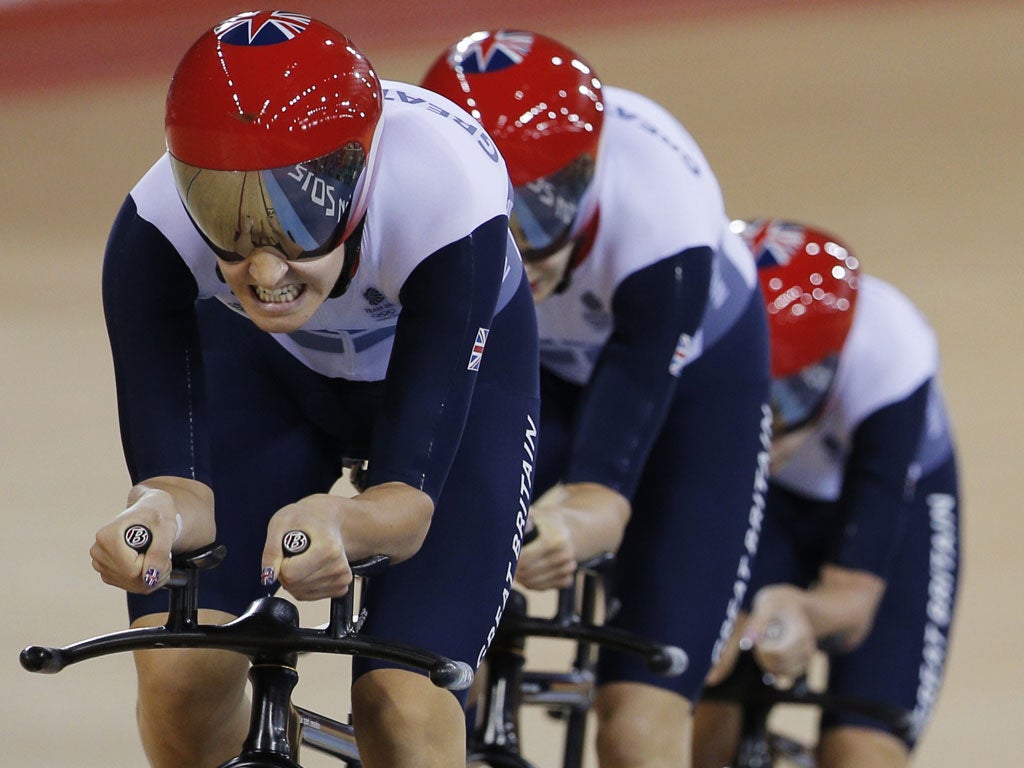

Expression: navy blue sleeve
xmin=564 ymin=246 xmax=713 ymax=499
xmin=829 ymin=380 xmax=931 ymax=579
xmin=102 ymin=195 xmax=211 ymax=485
xmin=364 ymin=215 xmax=508 ymax=503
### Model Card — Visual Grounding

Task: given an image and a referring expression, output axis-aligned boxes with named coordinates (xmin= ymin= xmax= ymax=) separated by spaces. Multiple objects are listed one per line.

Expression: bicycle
xmin=468 ymin=552 xmax=689 ymax=768
xmin=21 ymin=532 xmax=473 ymax=768
xmin=699 ymin=648 xmax=914 ymax=768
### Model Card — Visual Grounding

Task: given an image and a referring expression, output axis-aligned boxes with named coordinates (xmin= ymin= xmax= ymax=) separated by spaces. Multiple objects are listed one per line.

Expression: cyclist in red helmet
xmin=424 ymin=31 xmax=772 ymax=767
xmin=693 ymin=219 xmax=961 ymax=768
xmin=89 ymin=12 xmax=540 ymax=767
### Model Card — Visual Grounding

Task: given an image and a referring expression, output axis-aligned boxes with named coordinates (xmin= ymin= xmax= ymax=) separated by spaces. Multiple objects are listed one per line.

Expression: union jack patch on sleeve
xmin=669 ymin=330 xmax=703 ymax=377
xmin=468 ymin=328 xmax=489 ymax=371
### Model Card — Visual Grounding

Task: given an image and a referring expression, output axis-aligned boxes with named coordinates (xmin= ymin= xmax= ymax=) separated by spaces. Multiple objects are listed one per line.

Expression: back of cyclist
xmin=693 ymin=219 xmax=960 ymax=768
xmin=423 ymin=31 xmax=771 ymax=768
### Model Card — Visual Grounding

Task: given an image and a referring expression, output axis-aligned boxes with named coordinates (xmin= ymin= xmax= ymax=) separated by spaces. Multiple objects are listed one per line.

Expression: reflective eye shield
xmin=770 ymin=354 xmax=840 ymax=435
xmin=511 ymin=154 xmax=596 ymax=261
xmin=169 ymin=144 xmax=367 ymax=261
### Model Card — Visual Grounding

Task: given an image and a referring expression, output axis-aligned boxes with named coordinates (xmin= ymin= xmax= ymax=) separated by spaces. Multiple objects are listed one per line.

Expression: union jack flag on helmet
xmin=215 ymin=11 xmax=312 ymax=46
xmin=454 ymin=30 xmax=535 ymax=73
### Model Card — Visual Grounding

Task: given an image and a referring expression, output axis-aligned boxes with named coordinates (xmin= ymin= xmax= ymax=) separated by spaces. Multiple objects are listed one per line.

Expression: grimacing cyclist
xmin=89 ymin=12 xmax=539 ymax=768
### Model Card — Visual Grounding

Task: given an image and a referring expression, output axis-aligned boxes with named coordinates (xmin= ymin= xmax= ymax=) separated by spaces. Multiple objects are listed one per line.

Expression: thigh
xmin=354 ymin=379 xmax=541 ymax=706
xmin=825 ymin=457 xmax=960 ymax=749
xmin=128 ymin=302 xmax=366 ymax=621
xmin=597 ymin=298 xmax=772 ymax=701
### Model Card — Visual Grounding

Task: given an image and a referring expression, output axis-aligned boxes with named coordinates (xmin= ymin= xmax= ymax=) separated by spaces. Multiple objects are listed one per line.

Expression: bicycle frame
xmin=700 ymin=650 xmax=914 ymax=768
xmin=469 ymin=554 xmax=688 ymax=768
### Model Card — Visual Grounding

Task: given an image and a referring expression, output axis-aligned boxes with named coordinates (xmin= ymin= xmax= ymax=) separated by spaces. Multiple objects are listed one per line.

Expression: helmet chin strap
xmin=329 ymin=215 xmax=366 ymax=299
xmin=554 ymin=210 xmax=601 ymax=294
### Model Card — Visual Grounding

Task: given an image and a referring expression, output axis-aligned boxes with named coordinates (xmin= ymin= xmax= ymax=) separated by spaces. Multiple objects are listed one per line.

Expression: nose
xmin=249 ymin=249 xmax=289 ymax=287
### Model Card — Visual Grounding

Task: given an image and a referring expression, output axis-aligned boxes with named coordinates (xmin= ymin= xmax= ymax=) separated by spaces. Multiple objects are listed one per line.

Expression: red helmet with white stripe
xmin=422 ymin=30 xmax=603 ymax=261
xmin=165 ymin=11 xmax=383 ymax=260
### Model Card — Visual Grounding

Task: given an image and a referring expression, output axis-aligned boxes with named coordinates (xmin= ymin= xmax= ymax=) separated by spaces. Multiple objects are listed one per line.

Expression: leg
xmin=818 ymin=726 xmax=909 ymax=768
xmin=124 ymin=302 xmax=362 ymax=766
xmin=132 ymin=610 xmax=250 ymax=768
xmin=596 ymin=295 xmax=772 ymax=768
xmin=351 ymin=386 xmax=540 ymax=765
xmin=822 ymin=458 xmax=960 ymax=756
xmin=352 ymin=669 xmax=467 ymax=768
xmin=691 ymin=699 xmax=743 ymax=768
xmin=594 ymin=683 xmax=691 ymax=768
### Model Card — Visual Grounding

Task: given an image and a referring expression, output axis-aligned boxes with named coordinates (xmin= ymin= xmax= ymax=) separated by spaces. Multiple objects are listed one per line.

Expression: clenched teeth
xmin=255 ymin=284 xmax=302 ymax=303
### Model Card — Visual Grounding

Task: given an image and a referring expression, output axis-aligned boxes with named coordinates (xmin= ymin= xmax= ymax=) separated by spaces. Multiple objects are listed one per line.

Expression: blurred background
xmin=2 ymin=1 xmax=1020 ymax=765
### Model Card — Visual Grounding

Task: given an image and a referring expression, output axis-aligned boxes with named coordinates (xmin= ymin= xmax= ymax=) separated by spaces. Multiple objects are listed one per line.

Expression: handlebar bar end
xmin=20 ymin=645 xmax=64 ymax=674
xmin=650 ymin=645 xmax=689 ymax=677
xmin=431 ymin=660 xmax=475 ymax=691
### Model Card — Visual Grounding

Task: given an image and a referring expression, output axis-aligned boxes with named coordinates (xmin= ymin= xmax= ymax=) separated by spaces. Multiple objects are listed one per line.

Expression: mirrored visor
xmin=510 ymin=154 xmax=596 ymax=262
xmin=770 ymin=354 xmax=840 ymax=435
xmin=169 ymin=143 xmax=367 ymax=261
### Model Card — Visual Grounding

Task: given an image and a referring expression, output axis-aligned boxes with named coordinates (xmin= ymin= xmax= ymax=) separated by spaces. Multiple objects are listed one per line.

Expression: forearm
xmin=338 ymin=482 xmax=435 ymax=564
xmin=539 ymin=482 xmax=630 ymax=561
xmin=801 ymin=564 xmax=886 ymax=651
xmin=126 ymin=476 xmax=215 ymax=553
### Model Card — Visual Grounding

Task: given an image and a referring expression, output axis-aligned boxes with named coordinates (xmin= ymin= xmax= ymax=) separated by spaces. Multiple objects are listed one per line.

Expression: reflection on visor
xmin=169 ymin=143 xmax=367 ymax=261
xmin=770 ymin=354 xmax=840 ymax=435
xmin=511 ymin=155 xmax=595 ymax=261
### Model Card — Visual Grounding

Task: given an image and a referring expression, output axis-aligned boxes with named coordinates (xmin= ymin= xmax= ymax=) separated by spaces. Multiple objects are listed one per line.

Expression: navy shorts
xmin=748 ymin=456 xmax=960 ymax=747
xmin=536 ymin=291 xmax=772 ymax=702
xmin=128 ymin=292 xmax=540 ymax=703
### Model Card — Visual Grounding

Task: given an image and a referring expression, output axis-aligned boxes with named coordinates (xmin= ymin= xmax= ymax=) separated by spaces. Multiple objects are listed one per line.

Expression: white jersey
xmin=772 ymin=276 xmax=954 ymax=500
xmin=534 ymin=86 xmax=757 ymax=385
xmin=130 ymin=80 xmax=520 ymax=381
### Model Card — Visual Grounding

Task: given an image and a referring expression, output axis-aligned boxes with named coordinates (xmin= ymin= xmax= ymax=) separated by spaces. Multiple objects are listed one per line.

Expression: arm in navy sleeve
xmin=565 ymin=246 xmax=713 ymax=499
xmin=102 ymin=195 xmax=211 ymax=485
xmin=365 ymin=215 xmax=508 ymax=503
xmin=829 ymin=379 xmax=931 ymax=579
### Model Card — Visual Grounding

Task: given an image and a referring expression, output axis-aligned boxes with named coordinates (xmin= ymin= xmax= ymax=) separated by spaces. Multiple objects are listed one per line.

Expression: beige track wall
xmin=2 ymin=3 xmax=1020 ymax=765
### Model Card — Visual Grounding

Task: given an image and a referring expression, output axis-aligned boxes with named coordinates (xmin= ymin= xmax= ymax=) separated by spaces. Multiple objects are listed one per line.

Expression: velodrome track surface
xmin=2 ymin=1 xmax=1021 ymax=765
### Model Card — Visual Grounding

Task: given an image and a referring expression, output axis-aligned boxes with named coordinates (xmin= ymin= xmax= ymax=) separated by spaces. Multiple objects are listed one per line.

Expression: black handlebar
xmin=20 ymin=540 xmax=473 ymax=691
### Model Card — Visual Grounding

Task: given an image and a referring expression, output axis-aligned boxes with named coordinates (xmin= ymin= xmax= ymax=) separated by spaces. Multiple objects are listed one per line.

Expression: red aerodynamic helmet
xmin=166 ymin=11 xmax=384 ymax=260
xmin=422 ymin=30 xmax=604 ymax=260
xmin=736 ymin=218 xmax=861 ymax=432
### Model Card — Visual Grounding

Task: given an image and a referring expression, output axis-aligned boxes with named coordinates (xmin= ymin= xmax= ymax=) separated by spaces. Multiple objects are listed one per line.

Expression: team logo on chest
xmin=581 ymin=291 xmax=611 ymax=331
xmin=362 ymin=287 xmax=398 ymax=321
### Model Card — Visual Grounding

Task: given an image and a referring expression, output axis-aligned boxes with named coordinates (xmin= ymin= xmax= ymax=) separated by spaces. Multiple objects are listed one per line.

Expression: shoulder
xmin=594 ymin=87 xmax=726 ymax=264
xmin=830 ymin=275 xmax=939 ymax=419
xmin=378 ymin=81 xmax=509 ymax=193
xmin=123 ymin=154 xmax=224 ymax=297
xmin=366 ymin=81 xmax=514 ymax=290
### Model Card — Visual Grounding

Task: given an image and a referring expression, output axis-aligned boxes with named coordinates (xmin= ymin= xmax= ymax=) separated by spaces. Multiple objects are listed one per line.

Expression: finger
xmin=260 ymin=530 xmax=286 ymax=588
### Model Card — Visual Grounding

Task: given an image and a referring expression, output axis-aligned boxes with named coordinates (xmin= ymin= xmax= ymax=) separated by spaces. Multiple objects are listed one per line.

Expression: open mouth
xmin=253 ymin=284 xmax=304 ymax=304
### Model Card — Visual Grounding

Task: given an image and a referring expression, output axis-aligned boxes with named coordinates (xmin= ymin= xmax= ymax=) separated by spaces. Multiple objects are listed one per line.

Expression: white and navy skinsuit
xmin=531 ymin=86 xmax=773 ymax=701
xmin=750 ymin=274 xmax=960 ymax=745
xmin=102 ymin=82 xmax=541 ymax=694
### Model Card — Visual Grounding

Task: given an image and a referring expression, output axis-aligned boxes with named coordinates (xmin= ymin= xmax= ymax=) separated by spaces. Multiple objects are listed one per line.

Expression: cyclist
xmin=422 ymin=31 xmax=771 ymax=768
xmin=693 ymin=219 xmax=961 ymax=768
xmin=89 ymin=12 xmax=539 ymax=768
